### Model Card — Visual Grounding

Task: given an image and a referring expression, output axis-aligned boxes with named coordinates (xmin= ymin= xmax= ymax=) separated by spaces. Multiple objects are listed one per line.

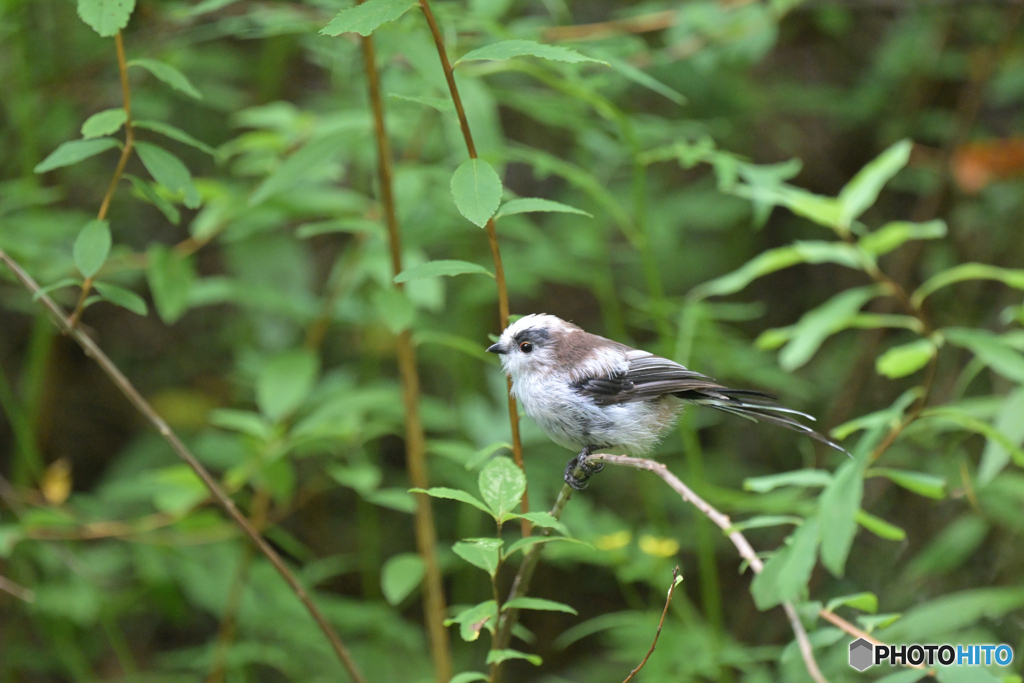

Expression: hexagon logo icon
xmin=849 ymin=638 xmax=873 ymax=671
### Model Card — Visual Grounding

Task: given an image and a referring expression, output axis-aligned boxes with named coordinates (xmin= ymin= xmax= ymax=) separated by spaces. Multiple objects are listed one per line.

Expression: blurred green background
xmin=2 ymin=0 xmax=1024 ymax=681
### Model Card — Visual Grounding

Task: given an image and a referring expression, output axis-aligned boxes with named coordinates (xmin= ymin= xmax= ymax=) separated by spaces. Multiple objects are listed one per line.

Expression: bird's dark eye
xmin=519 ymin=341 xmax=533 ymax=354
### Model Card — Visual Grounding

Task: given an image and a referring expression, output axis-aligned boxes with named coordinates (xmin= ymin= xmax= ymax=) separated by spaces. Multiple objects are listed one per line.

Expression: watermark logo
xmin=849 ymin=639 xmax=1014 ymax=670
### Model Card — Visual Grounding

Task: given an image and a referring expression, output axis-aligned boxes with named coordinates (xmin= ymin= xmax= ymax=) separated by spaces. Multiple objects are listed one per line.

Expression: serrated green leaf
xmin=495 ymin=197 xmax=593 ymax=219
xmin=73 ymin=219 xmax=111 ymax=278
xmin=135 ymin=142 xmax=200 ymax=209
xmin=514 ymin=511 xmax=568 ymax=535
xmin=750 ymin=516 xmax=821 ymax=610
xmin=855 ymin=509 xmax=906 ymax=541
xmin=394 ymin=260 xmax=493 ymax=283
xmin=690 ymin=241 xmax=863 ymax=300
xmin=409 ymin=487 xmax=492 ymax=516
xmin=876 ymin=338 xmax=936 ymax=378
xmin=128 ymin=58 xmax=201 ymax=99
xmin=743 ymin=469 xmax=833 ymax=493
xmin=825 ymin=592 xmax=878 ymax=614
xmin=912 ymin=263 xmax=1024 ymax=307
xmin=133 ymin=120 xmax=217 ymax=156
xmin=320 ymin=0 xmax=416 ymax=36
xmin=504 ymin=535 xmax=586 ymax=556
xmin=451 ymin=159 xmax=502 ymax=228
xmin=485 ymin=649 xmax=542 ymax=666
xmin=257 ymin=349 xmax=319 ymax=422
xmin=93 ymin=282 xmax=147 ymax=316
xmin=125 ymin=173 xmax=180 ymax=225
xmin=388 ymin=93 xmax=454 ymax=115
xmin=866 ymin=468 xmax=946 ymax=499
xmin=859 ymin=220 xmax=947 ymax=257
xmin=444 ymin=600 xmax=497 ymax=642
xmin=452 ymin=538 xmax=503 ymax=577
xmin=819 ymin=458 xmax=865 ymax=577
xmin=380 ymin=553 xmax=425 ymax=605
xmin=478 ymin=457 xmax=525 ymax=518
xmin=503 ymin=597 xmax=577 ymax=615
xmin=34 ymin=138 xmax=120 ymax=173
xmin=146 ymin=244 xmax=195 ymax=324
xmin=456 ymin=39 xmax=605 ymax=66
xmin=778 ymin=286 xmax=881 ymax=370
xmin=81 ymin=108 xmax=127 ymax=139
xmin=77 ymin=0 xmax=136 ymax=36
xmin=837 ymin=139 xmax=912 ymax=228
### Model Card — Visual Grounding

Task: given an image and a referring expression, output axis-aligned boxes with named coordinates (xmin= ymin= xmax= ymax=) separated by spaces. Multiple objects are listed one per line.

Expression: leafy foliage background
xmin=1 ymin=0 xmax=1023 ymax=682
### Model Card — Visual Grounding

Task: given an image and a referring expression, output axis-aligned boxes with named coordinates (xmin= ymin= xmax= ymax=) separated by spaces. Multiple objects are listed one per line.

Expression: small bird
xmin=487 ymin=314 xmax=847 ymax=489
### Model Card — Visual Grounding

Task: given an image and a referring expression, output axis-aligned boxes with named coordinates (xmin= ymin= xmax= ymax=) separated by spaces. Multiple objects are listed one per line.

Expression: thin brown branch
xmin=543 ymin=10 xmax=677 ymax=42
xmin=622 ymin=566 xmax=681 ymax=683
xmin=0 ymin=248 xmax=367 ymax=683
xmin=416 ymin=0 xmax=529 ymax=531
xmin=359 ymin=27 xmax=452 ymax=683
xmin=69 ymin=31 xmax=136 ymax=330
xmin=586 ymin=454 xmax=828 ymax=683
xmin=0 ymin=574 xmax=35 ymax=603
xmin=818 ymin=610 xmax=926 ymax=671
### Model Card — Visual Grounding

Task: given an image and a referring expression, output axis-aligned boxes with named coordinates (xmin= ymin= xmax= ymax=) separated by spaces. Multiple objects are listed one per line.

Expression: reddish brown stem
xmin=359 ymin=29 xmax=452 ymax=683
xmin=0 ymin=249 xmax=367 ymax=683
xmin=416 ymin=0 xmax=530 ymax=530
xmin=622 ymin=566 xmax=681 ymax=683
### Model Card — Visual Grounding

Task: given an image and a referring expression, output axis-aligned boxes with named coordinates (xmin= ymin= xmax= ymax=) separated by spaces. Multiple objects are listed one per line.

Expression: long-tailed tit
xmin=487 ymin=314 xmax=847 ymax=489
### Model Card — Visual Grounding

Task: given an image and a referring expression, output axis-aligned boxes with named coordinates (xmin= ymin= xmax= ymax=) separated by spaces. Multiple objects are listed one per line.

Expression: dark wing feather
xmin=573 ymin=354 xmax=848 ymax=455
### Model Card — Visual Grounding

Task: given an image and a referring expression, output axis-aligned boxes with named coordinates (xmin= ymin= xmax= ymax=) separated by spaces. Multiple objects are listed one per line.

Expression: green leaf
xmin=463 ymin=441 xmax=512 ymax=470
xmin=876 ymin=338 xmax=936 ymax=378
xmin=750 ymin=516 xmax=821 ymax=610
xmin=320 ymin=0 xmax=416 ymax=36
xmin=979 ymin=387 xmax=1024 ymax=485
xmin=388 ymin=93 xmax=455 ymax=115
xmin=904 ymin=515 xmax=989 ymax=581
xmin=34 ymin=138 xmax=119 ymax=173
xmin=133 ymin=120 xmax=217 ymax=156
xmin=855 ymin=510 xmax=906 ymax=541
xmin=912 ymin=263 xmax=1024 ymax=307
xmin=146 ymin=244 xmax=195 ymax=324
xmin=93 ymin=282 xmax=147 ymax=316
xmin=731 ymin=183 xmax=841 ymax=229
xmin=452 ymin=538 xmax=503 ymax=577
xmin=478 ymin=457 xmax=525 ymax=518
xmin=778 ymin=286 xmax=881 ymax=370
xmin=33 ymin=278 xmax=81 ymax=301
xmin=152 ymin=465 xmax=207 ymax=515
xmin=249 ymin=130 xmax=351 ymax=206
xmin=394 ymin=260 xmax=494 ymax=283
xmin=449 ymin=674 xmax=489 ymax=683
xmin=257 ymin=349 xmax=319 ymax=422
xmin=125 ymin=173 xmax=180 ymax=225
xmin=504 ymin=535 xmax=586 ymax=556
xmin=503 ymin=597 xmax=578 ymax=615
xmin=866 ymin=468 xmax=946 ymax=499
xmin=874 ymin=671 xmax=928 ymax=683
xmin=728 ymin=515 xmax=804 ymax=532
xmin=135 ymin=142 xmax=200 ymax=209
xmin=858 ymin=219 xmax=947 ymax=257
xmin=128 ymin=58 xmax=201 ymax=99
xmin=825 ymin=592 xmax=878 ymax=614
xmin=209 ymin=409 xmax=274 ymax=440
xmin=515 ymin=511 xmax=568 ymax=536
xmin=936 ymin=666 xmax=1003 ymax=683
xmin=495 ymin=197 xmax=593 ymax=219
xmin=943 ymin=327 xmax=1024 ymax=384
xmin=328 ymin=462 xmax=382 ymax=495
xmin=485 ymin=649 xmax=542 ymax=666
xmin=690 ymin=241 xmax=863 ymax=300
xmin=878 ymin=587 xmax=1024 ymax=642
xmin=456 ymin=40 xmax=606 ymax=66
xmin=743 ymin=469 xmax=833 ymax=493
xmin=409 ymin=487 xmax=492 ymax=516
xmin=77 ymin=0 xmax=136 ymax=36
xmin=819 ymin=457 xmax=865 ymax=576
xmin=371 ymin=286 xmax=415 ymax=334
xmin=445 ymin=600 xmax=497 ymax=642
xmin=917 ymin=407 xmax=1024 ymax=466
xmin=81 ymin=108 xmax=127 ymax=139
xmin=73 ymin=219 xmax=111 ymax=278
xmin=837 ymin=139 xmax=912 ymax=228
xmin=450 ymin=159 xmax=503 ymax=228
xmin=605 ymin=54 xmax=685 ymax=105
xmin=380 ymin=553 xmax=425 ymax=605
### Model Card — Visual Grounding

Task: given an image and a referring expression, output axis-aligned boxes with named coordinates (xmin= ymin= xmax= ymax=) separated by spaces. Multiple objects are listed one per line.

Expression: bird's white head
xmin=486 ymin=314 xmax=579 ymax=379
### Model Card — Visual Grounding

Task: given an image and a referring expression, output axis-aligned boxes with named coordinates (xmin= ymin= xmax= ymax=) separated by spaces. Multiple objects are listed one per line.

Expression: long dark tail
xmin=681 ymin=388 xmax=850 ymax=456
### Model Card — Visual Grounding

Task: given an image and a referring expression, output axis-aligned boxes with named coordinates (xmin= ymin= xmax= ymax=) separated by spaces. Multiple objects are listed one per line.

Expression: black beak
xmin=486 ymin=343 xmax=505 ymax=354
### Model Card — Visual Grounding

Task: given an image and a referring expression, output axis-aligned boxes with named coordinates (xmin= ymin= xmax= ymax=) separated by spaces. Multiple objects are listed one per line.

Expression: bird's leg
xmin=564 ymin=445 xmax=605 ymax=490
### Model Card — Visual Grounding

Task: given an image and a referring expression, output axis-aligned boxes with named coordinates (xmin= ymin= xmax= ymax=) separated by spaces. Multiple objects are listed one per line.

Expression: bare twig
xmin=416 ymin=0 xmax=530 ymax=533
xmin=543 ymin=10 xmax=677 ymax=42
xmin=0 ymin=249 xmax=367 ymax=683
xmin=0 ymin=574 xmax=35 ymax=603
xmin=586 ymin=454 xmax=829 ymax=683
xmin=69 ymin=31 xmax=135 ymax=330
xmin=358 ymin=25 xmax=452 ymax=683
xmin=622 ymin=566 xmax=681 ymax=683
